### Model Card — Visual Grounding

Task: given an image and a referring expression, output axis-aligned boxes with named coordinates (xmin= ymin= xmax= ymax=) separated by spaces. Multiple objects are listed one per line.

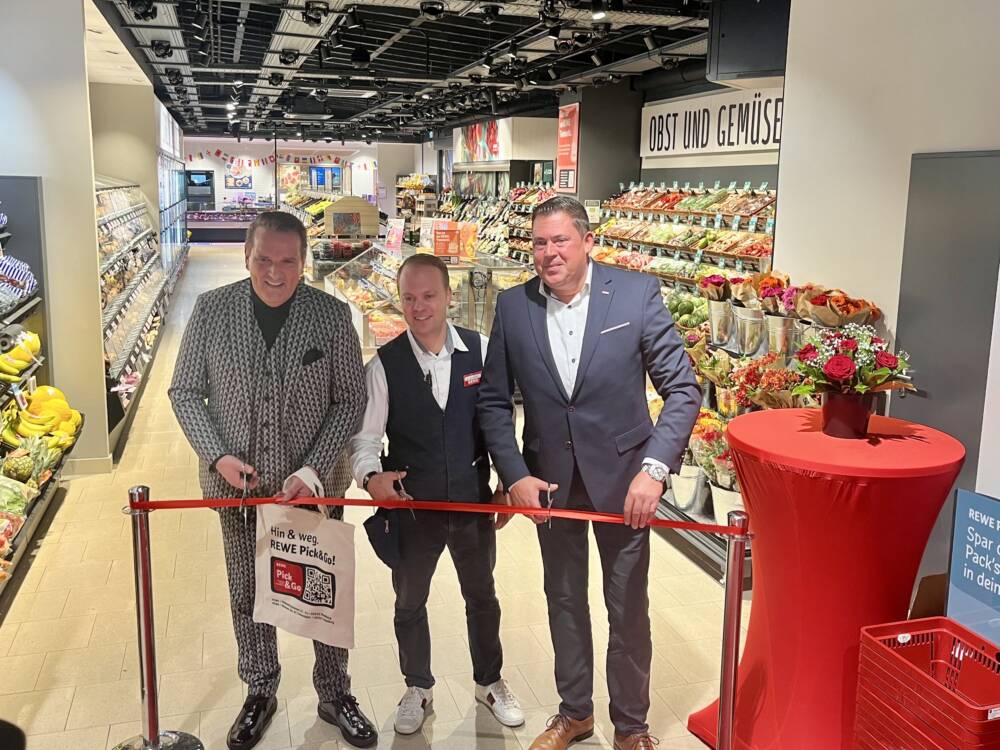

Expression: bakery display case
xmin=323 ymin=244 xmax=530 ymax=348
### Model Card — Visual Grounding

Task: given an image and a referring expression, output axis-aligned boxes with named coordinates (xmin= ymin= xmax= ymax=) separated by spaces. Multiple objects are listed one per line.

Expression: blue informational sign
xmin=948 ymin=489 xmax=1000 ymax=643
xmin=312 ymin=166 xmax=326 ymax=187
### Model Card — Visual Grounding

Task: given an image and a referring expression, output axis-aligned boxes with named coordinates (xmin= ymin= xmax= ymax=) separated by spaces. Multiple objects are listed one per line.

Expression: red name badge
xmin=464 ymin=370 xmax=482 ymax=387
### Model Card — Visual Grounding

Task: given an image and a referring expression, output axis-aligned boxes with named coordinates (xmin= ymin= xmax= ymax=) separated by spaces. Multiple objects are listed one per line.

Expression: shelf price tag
xmin=714 ymin=180 xmax=721 ymax=189
xmin=672 ymin=181 xmax=679 ymax=189
xmin=735 ymin=259 xmax=745 ymax=273
xmin=619 ymin=182 xmax=625 ymax=192
xmin=759 ymin=181 xmax=769 ymax=191
xmin=659 ymin=214 xmax=667 ymax=224
xmin=687 ymin=214 xmax=696 ymax=225
xmin=10 ymin=385 xmax=27 ymax=411
xmin=672 ymin=250 xmax=681 ymax=261
xmin=714 ymin=213 xmax=724 ymax=229
xmin=629 ymin=181 xmax=636 ymax=189
xmin=639 ymin=182 xmax=646 ymax=189
xmin=700 ymin=215 xmax=709 ymax=228
xmin=683 ymin=181 xmax=690 ymax=190
xmin=730 ymin=216 xmax=741 ymax=231
xmin=698 ymin=181 xmax=705 ymax=190
xmin=748 ymin=217 xmax=759 ymax=233
xmin=694 ymin=249 xmax=704 ymax=265
xmin=743 ymin=181 xmax=752 ymax=191
xmin=673 ymin=281 xmax=682 ymax=292
xmin=765 ymin=217 xmax=775 ymax=236
xmin=672 ymin=215 xmax=681 ymax=224
xmin=659 ymin=182 xmax=666 ymax=189
xmin=717 ymin=257 xmax=726 ymax=269
xmin=729 ymin=181 xmax=738 ymax=190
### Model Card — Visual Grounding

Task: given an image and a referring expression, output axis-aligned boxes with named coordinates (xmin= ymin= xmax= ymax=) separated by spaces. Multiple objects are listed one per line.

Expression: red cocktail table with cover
xmin=687 ymin=409 xmax=964 ymax=750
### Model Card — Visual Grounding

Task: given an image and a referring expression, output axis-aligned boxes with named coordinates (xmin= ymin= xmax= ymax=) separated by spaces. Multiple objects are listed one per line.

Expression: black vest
xmin=379 ymin=326 xmax=491 ymax=503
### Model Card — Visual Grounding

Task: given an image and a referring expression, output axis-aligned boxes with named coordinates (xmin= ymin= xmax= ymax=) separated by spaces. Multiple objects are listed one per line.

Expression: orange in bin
xmin=855 ymin=617 xmax=1000 ymax=749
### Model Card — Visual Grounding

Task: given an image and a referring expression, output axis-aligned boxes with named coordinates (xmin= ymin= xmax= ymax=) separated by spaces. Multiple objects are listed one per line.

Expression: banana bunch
xmin=1 ymin=386 xmax=82 ymax=450
xmin=0 ymin=331 xmax=40 ymax=384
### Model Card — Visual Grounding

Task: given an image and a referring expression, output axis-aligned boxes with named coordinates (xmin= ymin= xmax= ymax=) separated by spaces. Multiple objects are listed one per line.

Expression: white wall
xmin=0 ymin=0 xmax=110 ymax=469
xmin=90 ymin=82 xmax=160 ymax=231
xmin=376 ymin=143 xmax=417 ymax=217
xmin=776 ymin=0 xmax=1000 ymax=335
xmin=511 ymin=116 xmax=557 ymax=162
xmin=184 ymin=139 xmax=277 ymax=207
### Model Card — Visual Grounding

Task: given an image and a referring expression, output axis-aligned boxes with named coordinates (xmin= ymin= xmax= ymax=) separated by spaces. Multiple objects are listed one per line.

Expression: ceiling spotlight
xmin=420 ymin=1 xmax=445 ymax=19
xmin=592 ymin=22 xmax=611 ymax=39
xmin=643 ymin=31 xmax=657 ymax=51
xmin=350 ymin=45 xmax=370 ymax=68
xmin=506 ymin=39 xmax=518 ymax=60
xmin=488 ymin=89 xmax=498 ymax=115
xmin=279 ymin=49 xmax=299 ymax=65
xmin=421 ymin=92 xmax=432 ymax=100
xmin=151 ymin=40 xmax=172 ymax=58
xmin=547 ymin=24 xmax=562 ymax=40
xmin=302 ymin=1 xmax=328 ymax=27
xmin=127 ymin=0 xmax=157 ymax=22
xmin=313 ymin=88 xmax=328 ymax=101
xmin=555 ymin=38 xmax=573 ymax=53
xmin=514 ymin=78 xmax=525 ymax=91
xmin=547 ymin=67 xmax=558 ymax=80
xmin=590 ymin=52 xmax=603 ymax=66
xmin=326 ymin=30 xmax=344 ymax=49
xmin=470 ymin=74 xmax=483 ymax=85
xmin=483 ymin=51 xmax=495 ymax=69
xmin=338 ymin=76 xmax=351 ymax=88
xmin=591 ymin=0 xmax=607 ymax=21
xmin=166 ymin=68 xmax=182 ymax=85
xmin=191 ymin=8 xmax=208 ymax=30
xmin=190 ymin=25 xmax=207 ymax=43
xmin=373 ymin=77 xmax=388 ymax=89
xmin=268 ymin=72 xmax=283 ymax=87
xmin=296 ymin=130 xmax=303 ymax=137
xmin=448 ymin=81 xmax=462 ymax=91
xmin=233 ymin=79 xmax=245 ymax=89
xmin=573 ymin=31 xmax=593 ymax=47
xmin=343 ymin=6 xmax=364 ymax=29
xmin=226 ymin=102 xmax=236 ymax=111
xmin=481 ymin=3 xmax=501 ymax=25
xmin=194 ymin=37 xmax=209 ymax=58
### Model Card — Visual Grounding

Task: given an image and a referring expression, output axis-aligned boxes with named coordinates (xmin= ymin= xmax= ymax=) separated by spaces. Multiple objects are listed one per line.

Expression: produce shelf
xmin=1 ymin=296 xmax=40 ymax=326
xmin=99 ymin=227 xmax=155 ymax=276
xmin=108 ymin=276 xmax=168 ymax=381
xmin=102 ymin=255 xmax=161 ymax=334
xmin=97 ymin=202 xmax=146 ymax=227
xmin=596 ymin=235 xmax=771 ymax=270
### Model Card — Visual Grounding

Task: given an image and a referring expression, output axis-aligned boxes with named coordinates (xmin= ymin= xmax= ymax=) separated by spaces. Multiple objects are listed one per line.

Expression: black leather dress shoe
xmin=227 ymin=694 xmax=277 ymax=750
xmin=318 ymin=694 xmax=378 ymax=748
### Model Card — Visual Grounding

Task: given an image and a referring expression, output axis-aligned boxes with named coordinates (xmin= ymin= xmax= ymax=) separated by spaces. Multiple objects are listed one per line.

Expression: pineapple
xmin=21 ymin=436 xmax=57 ymax=485
xmin=2 ymin=450 xmax=34 ymax=483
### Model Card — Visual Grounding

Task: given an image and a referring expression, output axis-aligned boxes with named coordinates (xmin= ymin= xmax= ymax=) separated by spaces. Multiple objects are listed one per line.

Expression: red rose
xmin=796 ymin=344 xmax=820 ymax=363
xmin=810 ymin=294 xmax=830 ymax=306
xmin=875 ymin=350 xmax=899 ymax=369
xmin=839 ymin=338 xmax=858 ymax=352
xmin=823 ymin=354 xmax=857 ymax=381
xmin=872 ymin=337 xmax=885 ymax=345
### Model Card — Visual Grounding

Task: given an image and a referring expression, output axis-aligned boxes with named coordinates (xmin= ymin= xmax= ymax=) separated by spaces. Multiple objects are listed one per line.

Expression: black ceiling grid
xmin=103 ymin=0 xmax=711 ymax=143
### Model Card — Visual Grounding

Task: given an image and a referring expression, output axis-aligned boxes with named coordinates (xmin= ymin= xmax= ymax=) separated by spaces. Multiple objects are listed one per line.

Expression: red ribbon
xmin=127 ymin=496 xmax=744 ymax=536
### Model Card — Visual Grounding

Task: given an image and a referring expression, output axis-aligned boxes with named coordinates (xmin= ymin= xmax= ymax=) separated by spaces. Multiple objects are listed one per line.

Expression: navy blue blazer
xmin=477 ymin=261 xmax=702 ymax=514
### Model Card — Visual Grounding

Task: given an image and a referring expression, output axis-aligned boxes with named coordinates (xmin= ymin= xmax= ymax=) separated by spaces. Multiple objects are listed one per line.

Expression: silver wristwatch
xmin=641 ymin=463 xmax=668 ymax=483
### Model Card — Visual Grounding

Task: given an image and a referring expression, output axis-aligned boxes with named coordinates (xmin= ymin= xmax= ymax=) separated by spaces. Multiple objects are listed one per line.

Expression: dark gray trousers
xmin=537 ymin=467 xmax=652 ymax=735
xmin=392 ymin=509 xmax=503 ymax=689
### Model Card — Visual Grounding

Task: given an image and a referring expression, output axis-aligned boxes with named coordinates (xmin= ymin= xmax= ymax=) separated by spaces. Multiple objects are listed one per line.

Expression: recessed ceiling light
xmin=591 ymin=0 xmax=607 ymax=21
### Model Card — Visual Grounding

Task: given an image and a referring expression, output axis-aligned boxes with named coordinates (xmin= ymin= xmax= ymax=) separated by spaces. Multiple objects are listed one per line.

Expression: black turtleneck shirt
xmin=250 ymin=283 xmax=296 ymax=349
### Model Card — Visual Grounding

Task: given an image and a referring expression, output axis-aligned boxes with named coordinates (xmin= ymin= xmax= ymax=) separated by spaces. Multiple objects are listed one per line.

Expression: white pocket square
xmin=600 ymin=322 xmax=631 ymax=335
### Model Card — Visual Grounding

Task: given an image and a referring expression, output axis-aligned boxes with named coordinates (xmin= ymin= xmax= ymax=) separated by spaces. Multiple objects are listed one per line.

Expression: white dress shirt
xmin=538 ymin=261 xmax=593 ymax=397
xmin=349 ymin=323 xmax=490 ymax=485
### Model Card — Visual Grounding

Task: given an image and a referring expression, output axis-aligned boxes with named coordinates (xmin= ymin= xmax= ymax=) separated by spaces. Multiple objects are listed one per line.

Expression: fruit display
xmin=511 ymin=185 xmax=556 ymax=207
xmin=2 ymin=385 xmax=83 ymax=453
xmin=595 ymin=219 xmax=772 ymax=262
xmin=397 ymin=174 xmax=434 ymax=191
xmin=368 ymin=309 xmax=408 ymax=343
xmin=664 ymin=290 xmax=709 ymax=329
xmin=0 ymin=328 xmax=41 ymax=384
xmin=313 ymin=238 xmax=372 ymax=261
xmin=606 ymin=184 xmax=776 ymax=219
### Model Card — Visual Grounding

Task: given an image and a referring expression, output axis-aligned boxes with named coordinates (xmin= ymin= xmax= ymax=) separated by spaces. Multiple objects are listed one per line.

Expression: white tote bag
xmin=253 ymin=504 xmax=356 ymax=648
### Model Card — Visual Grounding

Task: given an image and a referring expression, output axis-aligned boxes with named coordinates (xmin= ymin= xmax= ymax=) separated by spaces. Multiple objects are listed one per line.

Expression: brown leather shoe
xmin=527 ymin=714 xmax=595 ymax=749
xmin=613 ymin=731 xmax=659 ymax=749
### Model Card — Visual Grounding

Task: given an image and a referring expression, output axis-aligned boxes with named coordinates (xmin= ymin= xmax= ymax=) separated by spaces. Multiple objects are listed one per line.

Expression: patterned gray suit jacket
xmin=169 ymin=278 xmax=366 ymax=500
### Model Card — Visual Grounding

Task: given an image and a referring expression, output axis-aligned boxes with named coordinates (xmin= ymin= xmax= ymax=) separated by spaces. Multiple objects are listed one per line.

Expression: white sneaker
xmin=394 ymin=686 xmax=433 ymax=735
xmin=475 ymin=678 xmax=525 ymax=727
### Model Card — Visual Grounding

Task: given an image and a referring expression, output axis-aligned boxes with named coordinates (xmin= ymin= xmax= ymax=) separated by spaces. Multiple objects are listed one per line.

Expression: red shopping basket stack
xmin=855 ymin=617 xmax=1000 ymax=749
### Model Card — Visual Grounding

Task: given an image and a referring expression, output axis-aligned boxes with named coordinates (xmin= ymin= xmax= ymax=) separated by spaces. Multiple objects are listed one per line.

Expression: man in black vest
xmin=349 ymin=253 xmax=524 ymax=736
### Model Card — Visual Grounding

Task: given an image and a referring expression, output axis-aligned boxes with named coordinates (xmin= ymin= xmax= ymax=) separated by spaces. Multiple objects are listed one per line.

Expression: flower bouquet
xmin=792 ymin=324 xmax=914 ymax=437
xmin=750 ymin=365 xmax=805 ymax=410
xmin=689 ymin=414 xmax=744 ymax=523
xmin=729 ymin=276 xmax=760 ymax=309
xmin=756 ymin=272 xmax=791 ymax=315
xmin=698 ymin=274 xmax=731 ymax=302
xmin=795 ymin=287 xmax=881 ymax=327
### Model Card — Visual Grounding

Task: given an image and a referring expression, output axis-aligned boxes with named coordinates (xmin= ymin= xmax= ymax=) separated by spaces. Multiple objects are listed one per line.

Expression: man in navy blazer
xmin=477 ymin=196 xmax=701 ymax=750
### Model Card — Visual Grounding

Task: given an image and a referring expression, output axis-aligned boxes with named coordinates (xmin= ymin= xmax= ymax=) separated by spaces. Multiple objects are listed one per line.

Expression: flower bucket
xmin=669 ymin=465 xmax=711 ymax=515
xmin=733 ymin=304 xmax=765 ymax=356
xmin=708 ymin=300 xmax=734 ymax=347
xmin=766 ymin=314 xmax=796 ymax=363
xmin=821 ymin=391 xmax=874 ymax=438
xmin=711 ymin=484 xmax=744 ymax=528
xmin=793 ymin=318 xmax=839 ymax=351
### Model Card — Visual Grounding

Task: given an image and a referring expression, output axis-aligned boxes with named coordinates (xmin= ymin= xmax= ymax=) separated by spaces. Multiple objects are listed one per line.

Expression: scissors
xmin=394 ymin=472 xmax=416 ymax=519
xmin=240 ymin=468 xmax=249 ymax=525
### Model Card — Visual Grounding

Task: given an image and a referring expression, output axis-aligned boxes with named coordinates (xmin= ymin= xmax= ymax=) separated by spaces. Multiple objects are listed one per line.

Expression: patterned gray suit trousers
xmin=169 ymin=278 xmax=366 ymax=701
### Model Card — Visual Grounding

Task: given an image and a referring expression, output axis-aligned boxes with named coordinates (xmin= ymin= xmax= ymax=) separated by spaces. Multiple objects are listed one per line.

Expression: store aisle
xmin=0 ymin=245 xmax=733 ymax=750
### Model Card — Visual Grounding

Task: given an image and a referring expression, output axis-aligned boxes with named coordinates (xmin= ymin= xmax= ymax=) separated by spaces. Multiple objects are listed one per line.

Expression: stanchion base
xmin=113 ymin=731 xmax=205 ymax=750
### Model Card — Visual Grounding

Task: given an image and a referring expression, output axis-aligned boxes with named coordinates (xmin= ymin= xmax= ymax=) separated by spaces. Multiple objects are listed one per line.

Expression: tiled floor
xmin=0 ymin=245 xmax=746 ymax=749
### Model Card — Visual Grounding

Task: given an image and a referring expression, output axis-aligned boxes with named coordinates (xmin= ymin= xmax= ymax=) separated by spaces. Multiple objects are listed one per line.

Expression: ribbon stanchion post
xmin=122 ymin=488 xmax=750 ymax=748
xmin=116 ymin=486 xmax=204 ymax=750
xmin=717 ymin=510 xmax=751 ymax=750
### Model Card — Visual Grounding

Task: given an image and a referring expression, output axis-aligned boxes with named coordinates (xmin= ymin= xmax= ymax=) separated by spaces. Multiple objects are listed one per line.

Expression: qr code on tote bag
xmin=254 ymin=504 xmax=355 ymax=648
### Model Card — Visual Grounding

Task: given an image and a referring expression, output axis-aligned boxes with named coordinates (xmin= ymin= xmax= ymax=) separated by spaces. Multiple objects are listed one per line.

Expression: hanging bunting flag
xmin=214 ymin=149 xmax=223 ymax=157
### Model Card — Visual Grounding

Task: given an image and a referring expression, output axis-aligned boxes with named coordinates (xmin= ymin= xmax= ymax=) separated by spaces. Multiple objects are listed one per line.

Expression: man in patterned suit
xmin=169 ymin=211 xmax=375 ymax=750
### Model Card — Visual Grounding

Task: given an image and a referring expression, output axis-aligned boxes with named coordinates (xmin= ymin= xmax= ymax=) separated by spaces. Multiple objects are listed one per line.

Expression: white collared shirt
xmin=348 ymin=323 xmax=489 ymax=485
xmin=538 ymin=261 xmax=594 ymax=397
